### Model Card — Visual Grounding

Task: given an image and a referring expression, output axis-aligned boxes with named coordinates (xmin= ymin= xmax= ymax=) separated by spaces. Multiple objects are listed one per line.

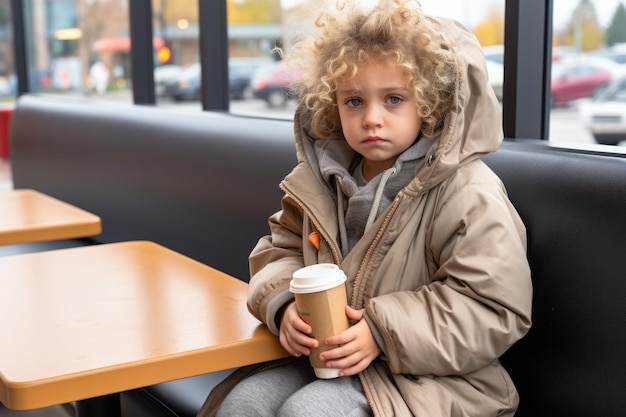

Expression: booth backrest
xmin=7 ymin=94 xmax=626 ymax=417
xmin=9 ymin=95 xmax=296 ymax=282
xmin=482 ymin=143 xmax=626 ymax=416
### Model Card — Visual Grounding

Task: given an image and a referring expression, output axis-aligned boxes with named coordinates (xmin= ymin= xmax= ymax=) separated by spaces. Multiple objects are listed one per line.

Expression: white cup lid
xmin=289 ymin=263 xmax=347 ymax=294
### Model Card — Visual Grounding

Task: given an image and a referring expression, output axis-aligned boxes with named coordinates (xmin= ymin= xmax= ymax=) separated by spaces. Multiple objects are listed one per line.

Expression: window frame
xmin=502 ymin=0 xmax=552 ymax=140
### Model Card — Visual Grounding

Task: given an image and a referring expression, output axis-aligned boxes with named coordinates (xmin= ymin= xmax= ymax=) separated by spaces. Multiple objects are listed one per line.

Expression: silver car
xmin=579 ymin=75 xmax=626 ymax=146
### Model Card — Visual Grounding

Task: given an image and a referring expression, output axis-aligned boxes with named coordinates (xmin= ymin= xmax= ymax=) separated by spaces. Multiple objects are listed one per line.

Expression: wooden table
xmin=0 ymin=188 xmax=102 ymax=245
xmin=0 ymin=241 xmax=288 ymax=415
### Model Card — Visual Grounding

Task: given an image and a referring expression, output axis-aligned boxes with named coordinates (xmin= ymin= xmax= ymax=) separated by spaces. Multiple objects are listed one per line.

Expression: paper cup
xmin=290 ymin=264 xmax=349 ymax=379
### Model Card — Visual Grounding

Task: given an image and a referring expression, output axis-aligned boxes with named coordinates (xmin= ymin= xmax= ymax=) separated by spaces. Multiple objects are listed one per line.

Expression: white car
xmin=579 ymin=75 xmax=626 ymax=145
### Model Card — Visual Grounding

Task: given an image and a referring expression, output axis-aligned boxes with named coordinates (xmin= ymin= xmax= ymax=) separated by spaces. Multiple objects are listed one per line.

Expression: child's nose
xmin=363 ymin=105 xmax=383 ymax=128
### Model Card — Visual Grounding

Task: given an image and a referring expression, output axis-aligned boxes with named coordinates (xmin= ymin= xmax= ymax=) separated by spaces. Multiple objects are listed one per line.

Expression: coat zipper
xmin=350 ymin=193 xmax=402 ymax=308
xmin=282 ymin=180 xmax=403 ymax=416
xmin=352 ymin=196 xmax=402 ymax=417
xmin=280 ymin=181 xmax=343 ymax=264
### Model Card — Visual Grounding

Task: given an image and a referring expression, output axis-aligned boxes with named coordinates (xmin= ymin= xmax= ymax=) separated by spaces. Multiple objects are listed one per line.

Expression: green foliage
xmin=606 ymin=3 xmax=626 ymax=46
xmin=560 ymin=0 xmax=605 ymax=51
xmin=0 ymin=2 xmax=9 ymax=26
xmin=227 ymin=0 xmax=282 ymax=25
xmin=154 ymin=0 xmax=282 ymax=25
xmin=472 ymin=9 xmax=505 ymax=46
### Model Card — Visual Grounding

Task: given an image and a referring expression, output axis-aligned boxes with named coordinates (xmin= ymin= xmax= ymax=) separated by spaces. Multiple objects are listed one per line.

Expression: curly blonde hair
xmin=285 ymin=0 xmax=458 ymax=139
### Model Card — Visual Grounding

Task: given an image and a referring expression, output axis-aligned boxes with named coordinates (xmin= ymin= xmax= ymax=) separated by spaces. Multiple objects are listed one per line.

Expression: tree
xmin=153 ymin=0 xmax=283 ymax=27
xmin=472 ymin=8 xmax=505 ymax=46
xmin=156 ymin=0 xmax=198 ymax=24
xmin=560 ymin=0 xmax=604 ymax=51
xmin=227 ymin=0 xmax=282 ymax=25
xmin=606 ymin=3 xmax=626 ymax=46
xmin=0 ymin=3 xmax=8 ymax=27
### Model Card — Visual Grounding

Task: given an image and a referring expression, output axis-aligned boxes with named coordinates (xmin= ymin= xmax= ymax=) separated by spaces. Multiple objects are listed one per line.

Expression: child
xmin=199 ymin=0 xmax=532 ymax=416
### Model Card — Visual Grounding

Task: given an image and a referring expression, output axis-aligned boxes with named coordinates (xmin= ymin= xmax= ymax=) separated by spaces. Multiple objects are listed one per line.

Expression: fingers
xmin=279 ymin=302 xmax=318 ymax=357
xmin=319 ymin=319 xmax=381 ymax=375
xmin=280 ymin=330 xmax=313 ymax=357
xmin=284 ymin=302 xmax=312 ymax=334
xmin=345 ymin=306 xmax=364 ymax=321
xmin=321 ymin=344 xmax=377 ymax=376
xmin=334 ymin=356 xmax=372 ymax=377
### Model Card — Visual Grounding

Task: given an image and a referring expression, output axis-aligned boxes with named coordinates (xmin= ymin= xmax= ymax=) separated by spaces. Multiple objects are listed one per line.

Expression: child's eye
xmin=346 ymin=98 xmax=362 ymax=107
xmin=386 ymin=96 xmax=403 ymax=105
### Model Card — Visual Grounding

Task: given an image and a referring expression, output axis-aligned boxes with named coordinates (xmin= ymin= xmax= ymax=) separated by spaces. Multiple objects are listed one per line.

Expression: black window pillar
xmin=129 ymin=0 xmax=156 ymax=105
xmin=503 ymin=0 xmax=553 ymax=139
xmin=198 ymin=0 xmax=229 ymax=111
xmin=10 ymin=0 xmax=29 ymax=95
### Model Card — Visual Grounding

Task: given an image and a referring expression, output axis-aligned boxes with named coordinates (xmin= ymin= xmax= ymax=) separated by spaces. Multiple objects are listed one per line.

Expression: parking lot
xmin=226 ymin=99 xmax=625 ymax=147
xmin=159 ymin=96 xmax=626 ymax=147
xmin=551 ymin=106 xmax=626 ymax=147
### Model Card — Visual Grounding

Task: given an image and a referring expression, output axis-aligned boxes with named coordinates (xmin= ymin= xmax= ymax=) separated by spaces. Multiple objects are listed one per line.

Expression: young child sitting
xmin=199 ymin=0 xmax=532 ymax=416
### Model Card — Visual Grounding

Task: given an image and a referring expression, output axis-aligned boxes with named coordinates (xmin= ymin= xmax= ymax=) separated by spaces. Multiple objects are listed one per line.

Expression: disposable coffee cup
xmin=290 ymin=263 xmax=349 ymax=379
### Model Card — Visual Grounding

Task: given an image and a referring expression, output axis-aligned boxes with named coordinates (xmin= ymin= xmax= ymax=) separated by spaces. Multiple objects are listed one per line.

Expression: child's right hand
xmin=279 ymin=301 xmax=319 ymax=357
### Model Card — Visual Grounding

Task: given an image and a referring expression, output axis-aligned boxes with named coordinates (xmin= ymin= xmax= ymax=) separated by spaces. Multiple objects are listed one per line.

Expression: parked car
xmin=250 ymin=61 xmax=296 ymax=107
xmin=551 ymin=57 xmax=625 ymax=106
xmin=171 ymin=63 xmax=201 ymax=101
xmin=588 ymin=44 xmax=626 ymax=65
xmin=167 ymin=58 xmax=272 ymax=101
xmin=229 ymin=58 xmax=273 ymax=100
xmin=579 ymin=75 xmax=626 ymax=145
xmin=154 ymin=64 xmax=183 ymax=97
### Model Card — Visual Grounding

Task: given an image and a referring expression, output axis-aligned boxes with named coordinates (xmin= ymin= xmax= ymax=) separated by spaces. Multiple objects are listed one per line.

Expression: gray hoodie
xmin=312 ymin=136 xmax=433 ymax=255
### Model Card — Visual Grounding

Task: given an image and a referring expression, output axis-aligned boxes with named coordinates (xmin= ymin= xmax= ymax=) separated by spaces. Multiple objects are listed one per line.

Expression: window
xmin=5 ymin=0 xmax=626 ymax=151
xmin=227 ymin=0 xmax=505 ymax=119
xmin=0 ymin=0 xmax=15 ymax=101
xmin=152 ymin=0 xmax=199 ymax=107
xmin=21 ymin=0 xmax=130 ymax=102
xmin=551 ymin=0 xmax=626 ymax=147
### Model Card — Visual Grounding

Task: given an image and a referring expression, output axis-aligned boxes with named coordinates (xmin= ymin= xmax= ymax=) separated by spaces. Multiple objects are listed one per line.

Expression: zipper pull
xmin=308 ymin=231 xmax=321 ymax=250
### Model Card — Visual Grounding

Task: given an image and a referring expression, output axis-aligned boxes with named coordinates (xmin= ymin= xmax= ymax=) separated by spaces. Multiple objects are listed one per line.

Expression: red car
xmin=250 ymin=62 xmax=296 ymax=107
xmin=551 ymin=57 xmax=625 ymax=106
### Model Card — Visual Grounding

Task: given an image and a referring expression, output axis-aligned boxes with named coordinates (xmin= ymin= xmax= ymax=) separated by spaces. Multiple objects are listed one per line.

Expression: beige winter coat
xmin=199 ymin=17 xmax=532 ymax=417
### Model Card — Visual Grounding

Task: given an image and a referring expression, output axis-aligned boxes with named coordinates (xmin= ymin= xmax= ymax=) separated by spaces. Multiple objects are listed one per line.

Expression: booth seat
xmin=6 ymin=94 xmax=626 ymax=417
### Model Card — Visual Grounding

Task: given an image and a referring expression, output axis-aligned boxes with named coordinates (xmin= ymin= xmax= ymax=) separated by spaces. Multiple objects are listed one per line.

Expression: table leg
xmin=75 ymin=393 xmax=121 ymax=417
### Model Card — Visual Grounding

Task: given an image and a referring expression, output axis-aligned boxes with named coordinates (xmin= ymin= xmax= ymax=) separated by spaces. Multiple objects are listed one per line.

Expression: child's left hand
xmin=320 ymin=306 xmax=381 ymax=376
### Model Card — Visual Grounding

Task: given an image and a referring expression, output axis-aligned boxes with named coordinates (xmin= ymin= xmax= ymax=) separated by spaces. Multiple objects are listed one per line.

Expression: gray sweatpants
xmin=215 ymin=358 xmax=373 ymax=417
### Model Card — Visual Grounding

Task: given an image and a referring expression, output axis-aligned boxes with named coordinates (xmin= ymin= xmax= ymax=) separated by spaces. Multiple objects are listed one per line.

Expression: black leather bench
xmin=5 ymin=94 xmax=626 ymax=417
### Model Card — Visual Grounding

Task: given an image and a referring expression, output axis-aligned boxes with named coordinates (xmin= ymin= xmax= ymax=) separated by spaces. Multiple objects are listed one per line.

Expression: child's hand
xmin=279 ymin=301 xmax=319 ymax=357
xmin=320 ymin=306 xmax=381 ymax=376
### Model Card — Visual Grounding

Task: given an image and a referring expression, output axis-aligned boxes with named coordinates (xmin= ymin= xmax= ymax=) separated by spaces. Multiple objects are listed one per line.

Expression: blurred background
xmin=0 ymin=0 xmax=625 ymax=147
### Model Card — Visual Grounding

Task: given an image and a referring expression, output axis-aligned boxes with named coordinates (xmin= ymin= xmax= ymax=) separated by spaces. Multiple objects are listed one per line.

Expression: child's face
xmin=336 ymin=58 xmax=422 ymax=180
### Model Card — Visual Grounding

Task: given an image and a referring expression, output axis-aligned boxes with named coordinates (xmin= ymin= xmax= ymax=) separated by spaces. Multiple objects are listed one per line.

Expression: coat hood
xmin=293 ymin=16 xmax=503 ymax=194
